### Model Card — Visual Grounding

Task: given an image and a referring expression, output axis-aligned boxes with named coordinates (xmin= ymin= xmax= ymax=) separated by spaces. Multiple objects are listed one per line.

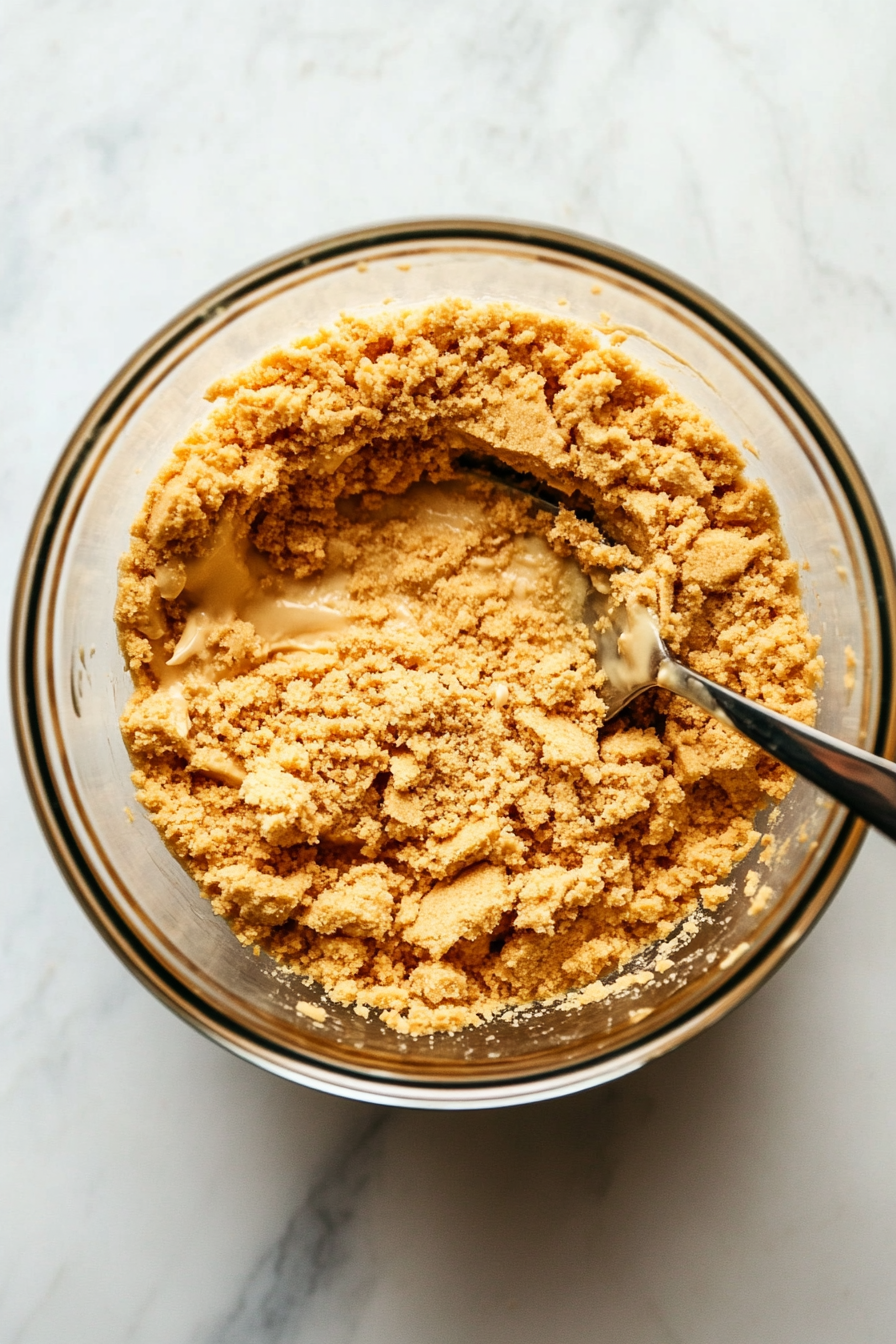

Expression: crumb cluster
xmin=115 ymin=298 xmax=821 ymax=1034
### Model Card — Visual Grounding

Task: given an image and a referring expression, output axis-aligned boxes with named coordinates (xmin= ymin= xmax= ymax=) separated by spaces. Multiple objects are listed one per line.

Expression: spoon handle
xmin=657 ymin=658 xmax=896 ymax=842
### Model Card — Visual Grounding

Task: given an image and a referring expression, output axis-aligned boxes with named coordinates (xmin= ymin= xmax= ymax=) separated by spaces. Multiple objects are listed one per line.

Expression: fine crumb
xmin=748 ymin=884 xmax=774 ymax=916
xmin=742 ymin=438 xmax=758 ymax=458
xmin=844 ymin=644 xmax=857 ymax=693
xmin=744 ymin=870 xmax=760 ymax=899
xmin=124 ymin=806 xmax=134 ymax=823
xmin=655 ymin=957 xmax=674 ymax=974
xmin=396 ymin=262 xmax=412 ymax=272
xmin=115 ymin=297 xmax=819 ymax=1036
xmin=618 ymin=971 xmax=654 ymax=989
xmin=296 ymin=1001 xmax=327 ymax=1023
xmin=719 ymin=940 xmax=751 ymax=970
xmin=700 ymin=884 xmax=731 ymax=911
xmin=561 ymin=968 xmax=653 ymax=1014
xmin=629 ymin=1007 xmax=653 ymax=1023
xmin=356 ymin=262 xmax=368 ymax=273
xmin=557 ymin=297 xmax=569 ymax=306
xmin=590 ymin=282 xmax=602 ymax=294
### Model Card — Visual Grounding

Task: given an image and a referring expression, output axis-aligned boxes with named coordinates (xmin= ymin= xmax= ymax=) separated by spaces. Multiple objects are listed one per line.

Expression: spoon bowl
xmin=462 ymin=452 xmax=896 ymax=844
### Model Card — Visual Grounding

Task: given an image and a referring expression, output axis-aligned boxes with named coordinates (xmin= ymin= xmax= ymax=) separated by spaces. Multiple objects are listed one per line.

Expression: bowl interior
xmin=26 ymin=230 xmax=886 ymax=1098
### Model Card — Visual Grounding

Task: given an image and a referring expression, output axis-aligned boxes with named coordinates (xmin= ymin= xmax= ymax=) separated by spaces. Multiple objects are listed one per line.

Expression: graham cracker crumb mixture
xmin=115 ymin=299 xmax=821 ymax=1035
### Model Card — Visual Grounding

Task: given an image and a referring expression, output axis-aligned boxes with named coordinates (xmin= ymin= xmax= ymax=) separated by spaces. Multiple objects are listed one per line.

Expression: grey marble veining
xmin=196 ymin=1114 xmax=384 ymax=1344
xmin=2 ymin=2 xmax=896 ymax=1340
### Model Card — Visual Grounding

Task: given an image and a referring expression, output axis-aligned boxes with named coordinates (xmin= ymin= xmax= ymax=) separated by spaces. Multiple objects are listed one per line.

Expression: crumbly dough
xmin=115 ymin=298 xmax=821 ymax=1035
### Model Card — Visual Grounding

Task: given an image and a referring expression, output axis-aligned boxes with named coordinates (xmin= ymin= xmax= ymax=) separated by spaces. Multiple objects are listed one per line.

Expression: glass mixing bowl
xmin=13 ymin=220 xmax=896 ymax=1108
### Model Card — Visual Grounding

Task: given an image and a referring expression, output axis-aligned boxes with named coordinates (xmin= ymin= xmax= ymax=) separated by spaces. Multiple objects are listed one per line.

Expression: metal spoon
xmin=591 ymin=595 xmax=896 ymax=843
xmin=457 ymin=451 xmax=896 ymax=843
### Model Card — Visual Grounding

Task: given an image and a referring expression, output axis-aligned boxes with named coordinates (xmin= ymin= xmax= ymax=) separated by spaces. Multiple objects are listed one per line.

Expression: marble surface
xmin=2 ymin=1 xmax=896 ymax=1339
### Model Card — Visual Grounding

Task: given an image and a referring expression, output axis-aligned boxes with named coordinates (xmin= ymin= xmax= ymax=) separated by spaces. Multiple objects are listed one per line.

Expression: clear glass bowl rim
xmin=12 ymin=216 xmax=896 ymax=1109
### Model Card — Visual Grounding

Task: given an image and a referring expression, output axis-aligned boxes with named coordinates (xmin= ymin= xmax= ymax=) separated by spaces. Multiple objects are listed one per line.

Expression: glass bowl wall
xmin=13 ymin=220 xmax=896 ymax=1108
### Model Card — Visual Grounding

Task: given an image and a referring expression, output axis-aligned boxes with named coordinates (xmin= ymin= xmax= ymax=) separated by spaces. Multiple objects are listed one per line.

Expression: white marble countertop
xmin=2 ymin=2 xmax=895 ymax=1340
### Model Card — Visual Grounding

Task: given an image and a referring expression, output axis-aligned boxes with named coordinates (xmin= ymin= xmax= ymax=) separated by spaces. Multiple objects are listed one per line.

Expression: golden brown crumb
xmin=748 ymin=884 xmax=774 ymax=916
xmin=844 ymin=643 xmax=857 ymax=693
xmin=115 ymin=298 xmax=820 ymax=1035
